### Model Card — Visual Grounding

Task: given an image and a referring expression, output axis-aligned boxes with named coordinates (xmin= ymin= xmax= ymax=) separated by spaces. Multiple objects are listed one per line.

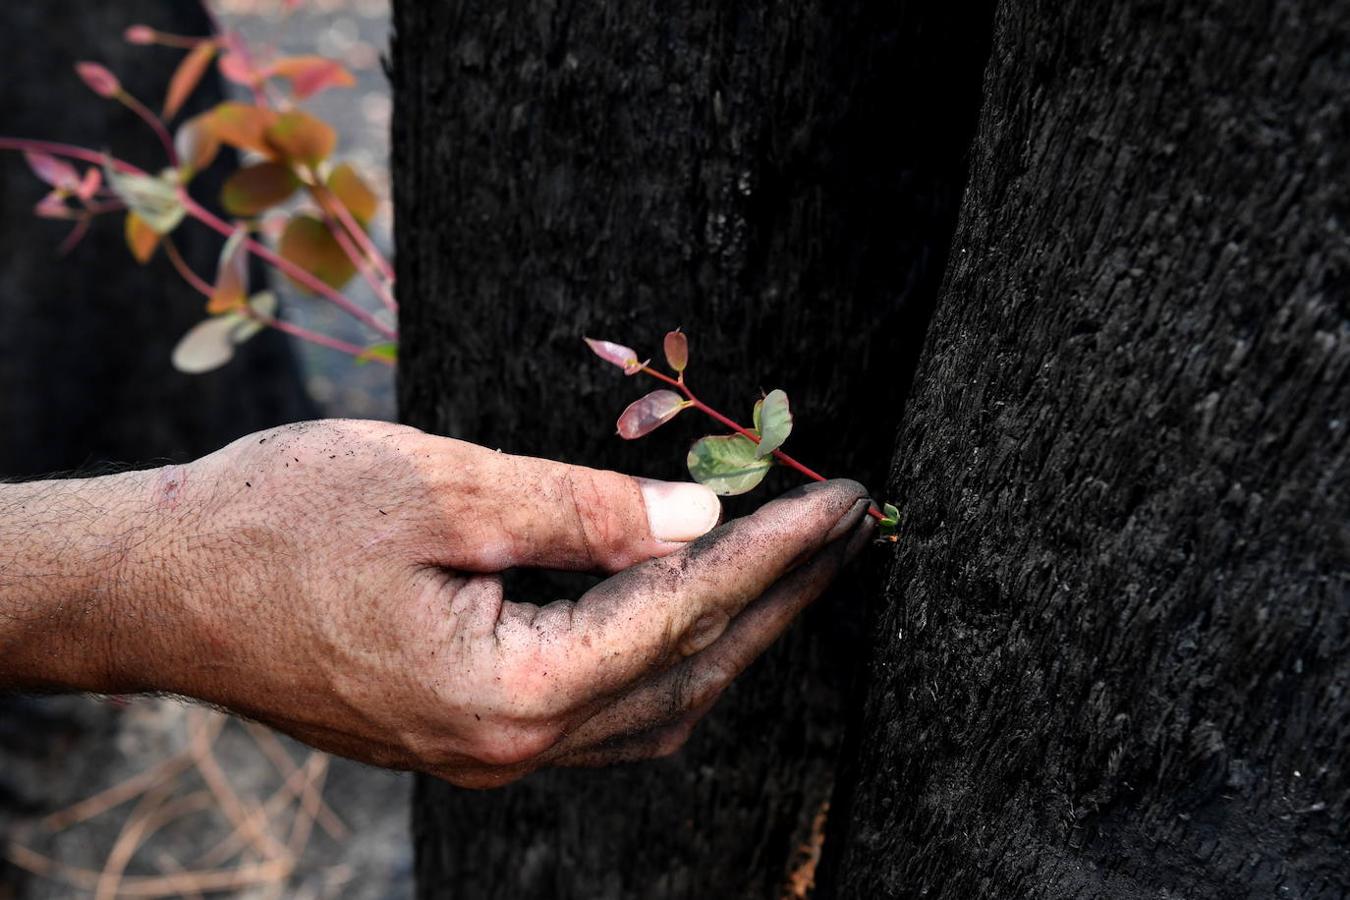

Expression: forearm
xmin=0 ymin=469 xmax=169 ymax=692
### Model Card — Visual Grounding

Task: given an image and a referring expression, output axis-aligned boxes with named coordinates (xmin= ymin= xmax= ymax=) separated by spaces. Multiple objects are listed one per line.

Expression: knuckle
xmin=562 ymin=468 xmax=634 ymax=567
xmin=493 ymin=652 xmax=568 ymax=720
xmin=669 ymin=661 xmax=731 ymax=717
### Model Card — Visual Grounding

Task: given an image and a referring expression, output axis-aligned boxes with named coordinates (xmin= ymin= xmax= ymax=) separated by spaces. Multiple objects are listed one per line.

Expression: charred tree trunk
xmin=392 ymin=1 xmax=993 ymax=896
xmin=827 ymin=0 xmax=1350 ymax=896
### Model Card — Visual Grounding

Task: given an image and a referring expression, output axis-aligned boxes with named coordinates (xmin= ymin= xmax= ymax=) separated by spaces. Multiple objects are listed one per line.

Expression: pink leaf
xmin=616 ymin=390 xmax=687 ymax=439
xmin=34 ymin=192 xmax=69 ymax=219
xmin=76 ymin=168 xmax=102 ymax=201
xmin=163 ymin=40 xmax=218 ymax=119
xmin=584 ymin=337 xmax=644 ymax=374
xmin=124 ymin=25 xmax=157 ymax=45
xmin=663 ymin=329 xmax=688 ymax=373
xmin=218 ymin=51 xmax=257 ymax=86
xmin=24 ymin=152 xmax=80 ymax=191
xmin=76 ymin=61 xmax=120 ymax=98
xmin=268 ymin=56 xmax=356 ymax=99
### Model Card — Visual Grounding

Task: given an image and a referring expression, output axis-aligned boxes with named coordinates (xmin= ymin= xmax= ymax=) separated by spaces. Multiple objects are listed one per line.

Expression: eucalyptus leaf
xmin=753 ymin=389 xmax=792 ymax=458
xmin=171 ymin=315 xmax=240 ymax=373
xmin=356 ymin=341 xmax=398 ymax=365
xmin=105 ymin=165 xmax=185 ymax=234
xmin=617 ymin=389 xmax=686 ymax=439
xmin=230 ymin=292 xmax=278 ymax=343
xmin=687 ymin=434 xmax=773 ymax=495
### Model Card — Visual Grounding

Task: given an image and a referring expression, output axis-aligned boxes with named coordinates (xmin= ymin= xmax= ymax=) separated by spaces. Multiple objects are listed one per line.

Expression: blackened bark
xmin=827 ymin=0 xmax=1350 ymax=896
xmin=392 ymin=1 xmax=993 ymax=896
xmin=0 ymin=1 xmax=314 ymax=478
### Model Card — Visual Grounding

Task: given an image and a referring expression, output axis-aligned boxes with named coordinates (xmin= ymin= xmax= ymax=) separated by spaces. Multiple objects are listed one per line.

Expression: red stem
xmin=149 ymin=32 xmax=212 ymax=50
xmin=0 ymin=138 xmax=143 ymax=173
xmin=325 ymin=207 xmax=397 ymax=312
xmin=261 ymin=315 xmax=392 ymax=364
xmin=165 ymin=233 xmax=390 ymax=365
xmin=116 ymin=91 xmax=178 ymax=168
xmin=305 ymin=176 xmax=397 ymax=313
xmin=179 ymin=194 xmax=397 ymax=340
xmin=162 ymin=237 xmax=215 ymax=296
xmin=639 ymin=365 xmax=884 ymax=520
xmin=0 ymin=139 xmax=397 ymax=340
xmin=313 ymin=181 xmax=396 ymax=287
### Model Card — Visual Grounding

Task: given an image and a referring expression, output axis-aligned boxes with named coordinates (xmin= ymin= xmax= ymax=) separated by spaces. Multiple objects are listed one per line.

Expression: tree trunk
xmin=391 ymin=1 xmax=993 ymax=896
xmin=827 ymin=0 xmax=1350 ymax=896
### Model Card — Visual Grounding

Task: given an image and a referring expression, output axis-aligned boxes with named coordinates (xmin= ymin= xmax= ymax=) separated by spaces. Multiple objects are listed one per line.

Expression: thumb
xmin=461 ymin=451 xmax=722 ymax=573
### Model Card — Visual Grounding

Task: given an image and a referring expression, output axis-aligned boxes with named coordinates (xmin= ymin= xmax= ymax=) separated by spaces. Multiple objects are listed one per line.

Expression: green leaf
xmin=356 ymin=342 xmax=398 ymax=365
xmin=877 ymin=501 xmax=900 ymax=541
xmin=221 ymin=161 xmax=299 ymax=216
xmin=327 ymin=162 xmax=379 ymax=226
xmin=105 ymin=165 xmax=185 ymax=234
xmin=752 ymin=389 xmax=792 ymax=458
xmin=277 ymin=213 xmax=357 ymax=292
xmin=687 ymin=434 xmax=773 ymax=496
xmin=264 ymin=109 xmax=337 ymax=166
xmin=175 ymin=114 xmax=222 ymax=180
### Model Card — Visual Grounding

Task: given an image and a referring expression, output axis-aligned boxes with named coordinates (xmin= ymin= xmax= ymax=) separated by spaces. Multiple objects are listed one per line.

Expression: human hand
xmin=5 ymin=420 xmax=873 ymax=787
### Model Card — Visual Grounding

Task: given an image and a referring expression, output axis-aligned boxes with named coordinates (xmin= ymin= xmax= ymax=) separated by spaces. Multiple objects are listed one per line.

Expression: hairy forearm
xmin=0 ymin=470 xmax=168 ymax=692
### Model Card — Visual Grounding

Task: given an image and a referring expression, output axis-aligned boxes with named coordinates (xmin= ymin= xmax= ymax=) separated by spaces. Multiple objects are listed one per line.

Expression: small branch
xmin=147 ymin=32 xmax=213 ymax=50
xmin=325 ymin=209 xmax=398 ymax=313
xmin=305 ymin=180 xmax=398 ymax=313
xmin=258 ymin=314 xmax=392 ymax=364
xmin=1 ymin=141 xmax=396 ymax=340
xmin=168 ymin=247 xmax=387 ymax=362
xmin=0 ymin=138 xmax=145 ymax=175
xmin=116 ymin=91 xmax=178 ymax=167
xmin=180 ymin=193 xmax=397 ymax=340
xmin=639 ymin=364 xmax=884 ymax=520
xmin=312 ymin=181 xmax=396 ymax=285
xmin=162 ymin=238 xmax=215 ymax=297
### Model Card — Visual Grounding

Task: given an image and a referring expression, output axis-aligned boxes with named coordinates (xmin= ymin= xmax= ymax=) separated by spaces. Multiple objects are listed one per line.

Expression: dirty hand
xmin=0 ymin=420 xmax=873 ymax=787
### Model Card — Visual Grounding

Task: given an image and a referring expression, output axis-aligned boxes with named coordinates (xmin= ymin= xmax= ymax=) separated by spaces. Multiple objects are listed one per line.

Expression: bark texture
xmin=0 ymin=1 xmax=314 ymax=478
xmin=391 ymin=1 xmax=993 ymax=896
xmin=828 ymin=0 xmax=1350 ymax=896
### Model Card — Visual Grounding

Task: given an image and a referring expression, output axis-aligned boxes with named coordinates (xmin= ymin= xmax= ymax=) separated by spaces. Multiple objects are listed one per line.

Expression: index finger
xmin=496 ymin=479 xmax=871 ymax=707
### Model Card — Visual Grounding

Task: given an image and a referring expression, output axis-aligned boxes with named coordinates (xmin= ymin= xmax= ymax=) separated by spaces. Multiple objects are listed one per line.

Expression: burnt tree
xmin=394 ymin=0 xmax=1347 ymax=897
xmin=392 ymin=0 xmax=993 ymax=897
xmin=827 ymin=0 xmax=1350 ymax=896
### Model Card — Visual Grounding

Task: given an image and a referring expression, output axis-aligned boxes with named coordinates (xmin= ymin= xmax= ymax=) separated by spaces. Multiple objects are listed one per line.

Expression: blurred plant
xmin=586 ymin=331 xmax=900 ymax=539
xmin=0 ymin=1 xmax=396 ymax=373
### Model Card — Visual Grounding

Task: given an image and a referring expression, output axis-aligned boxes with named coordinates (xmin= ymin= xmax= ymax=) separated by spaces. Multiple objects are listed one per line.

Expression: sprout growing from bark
xmin=586 ymin=330 xmax=900 ymax=539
